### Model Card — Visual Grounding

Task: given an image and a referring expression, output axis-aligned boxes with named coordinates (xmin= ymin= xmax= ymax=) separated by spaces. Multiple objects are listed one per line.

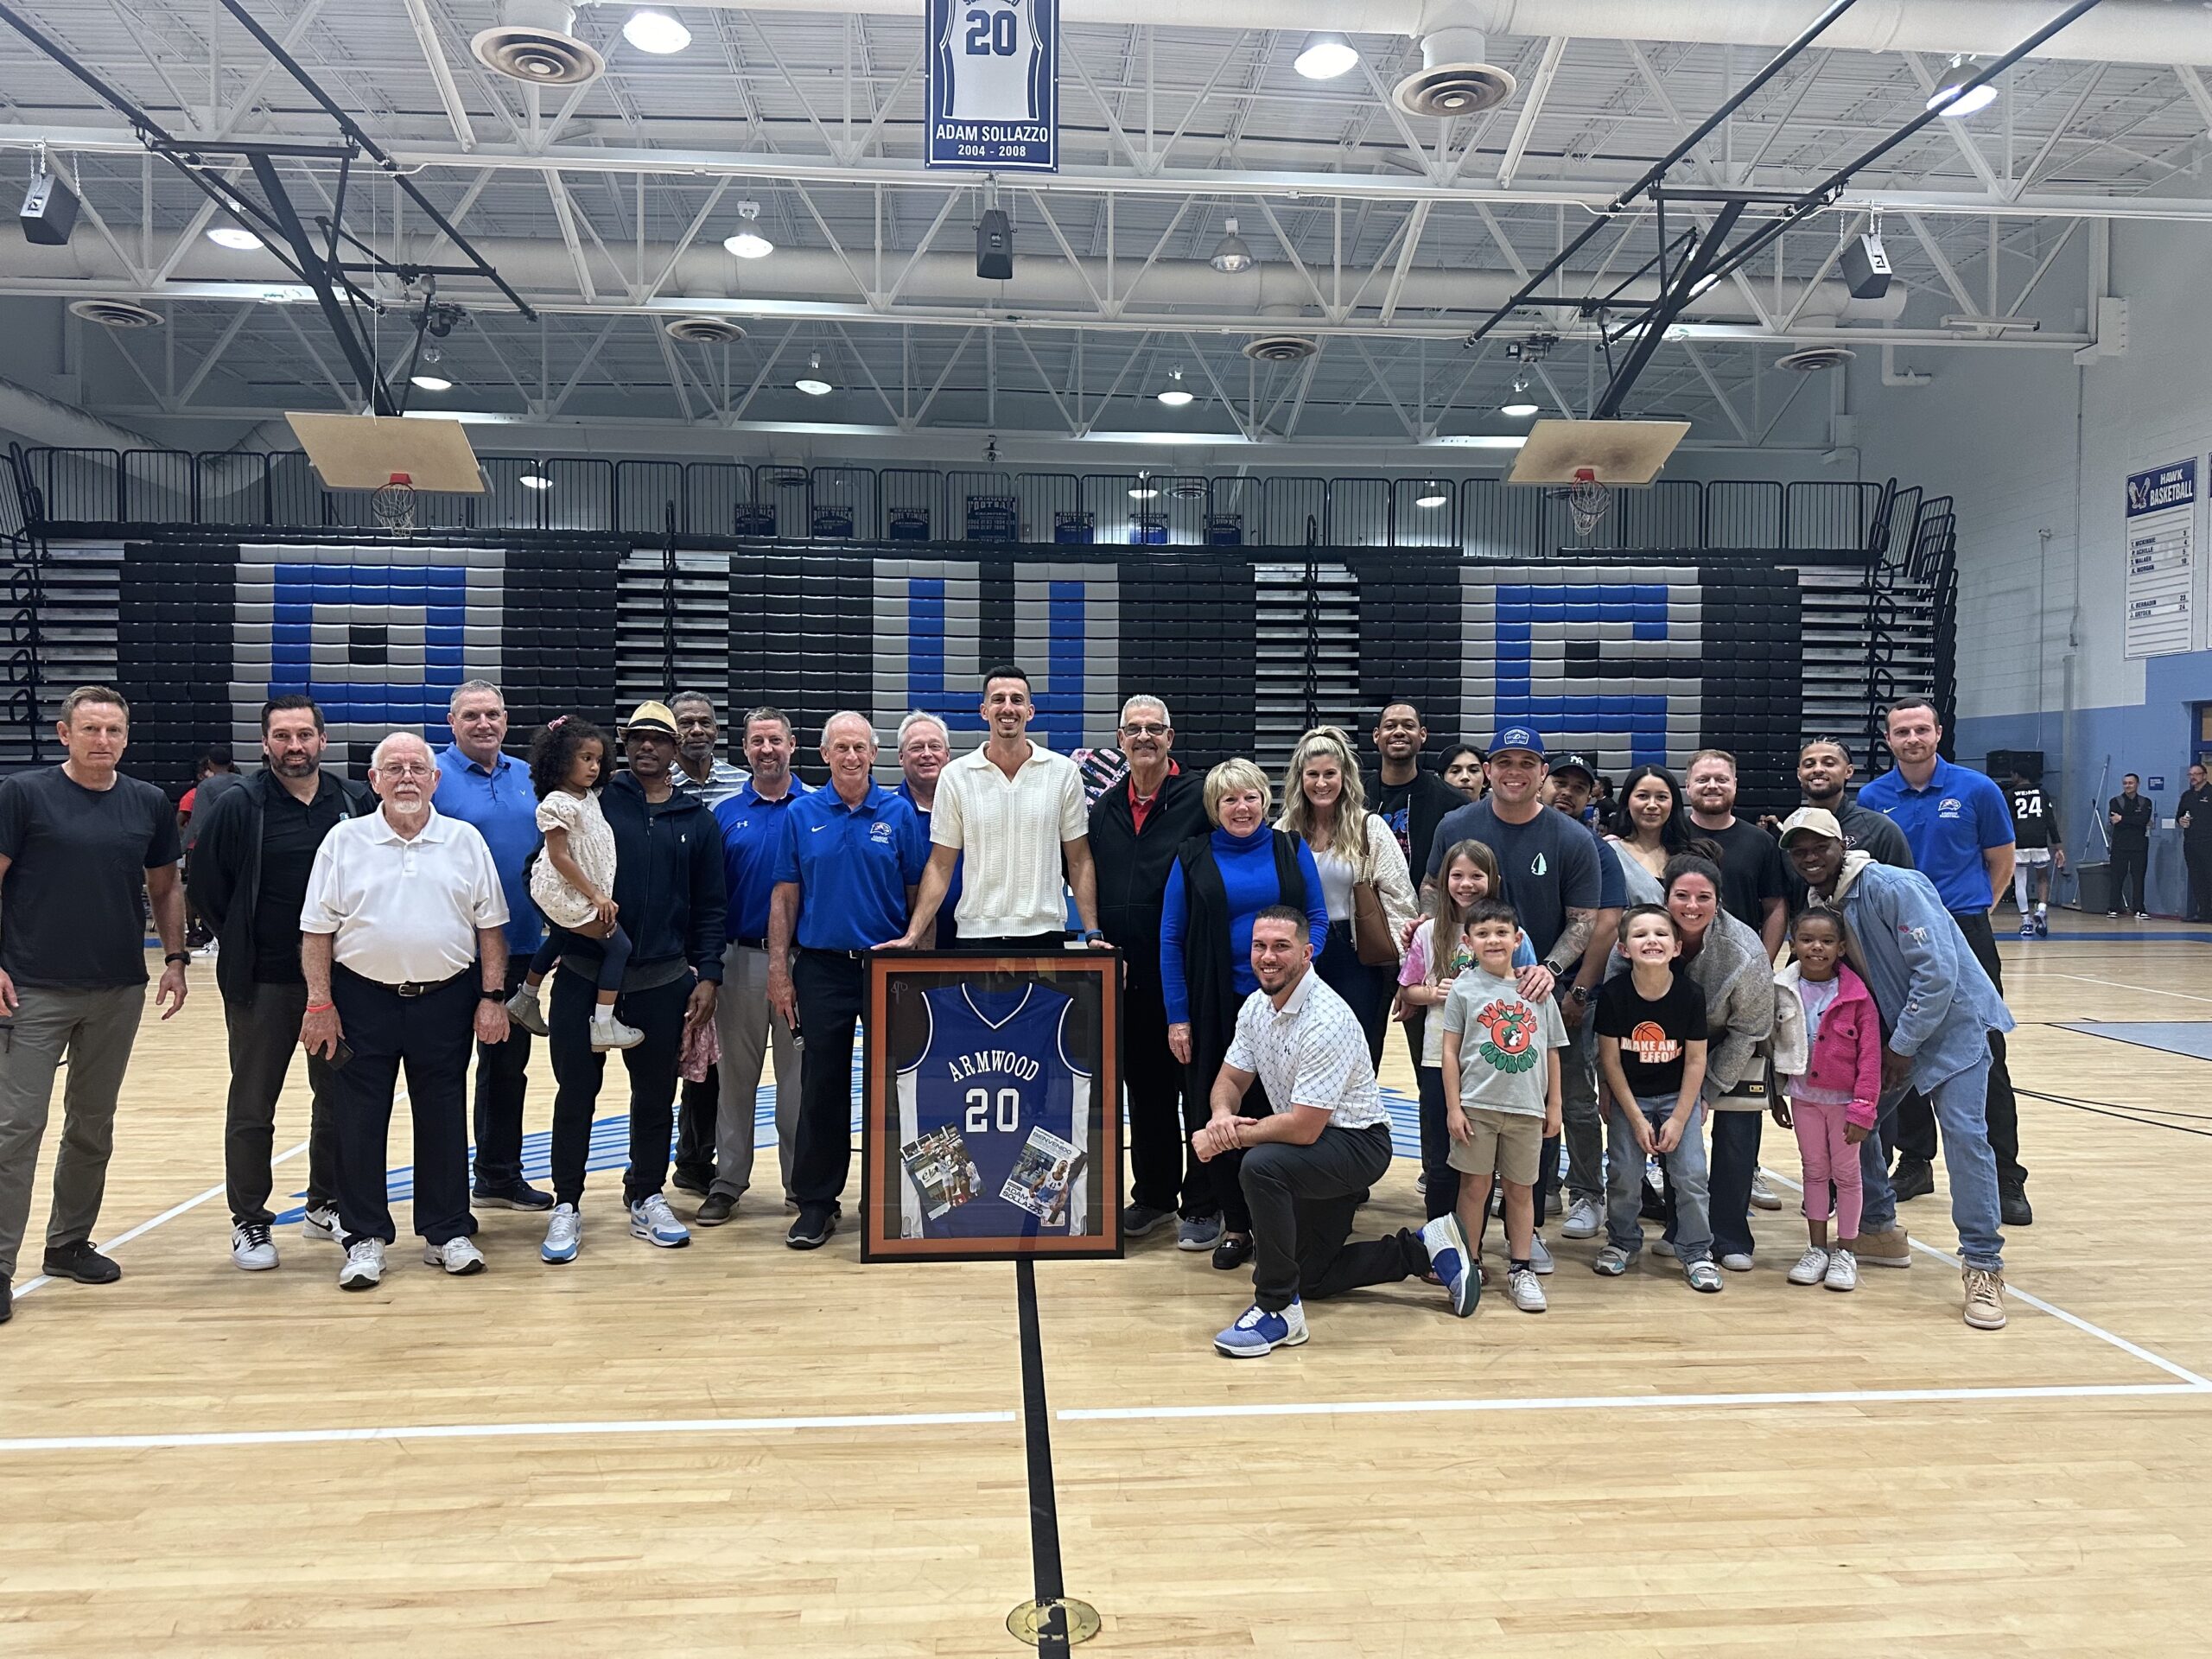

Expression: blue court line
xmin=2053 ymin=1022 xmax=2212 ymax=1064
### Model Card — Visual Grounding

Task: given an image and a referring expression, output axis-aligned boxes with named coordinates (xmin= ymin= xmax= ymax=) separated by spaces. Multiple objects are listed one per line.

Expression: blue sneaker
xmin=541 ymin=1203 xmax=581 ymax=1264
xmin=628 ymin=1194 xmax=691 ymax=1249
xmin=1421 ymin=1215 xmax=1478 ymax=1317
xmin=1213 ymin=1299 xmax=1308 ymax=1357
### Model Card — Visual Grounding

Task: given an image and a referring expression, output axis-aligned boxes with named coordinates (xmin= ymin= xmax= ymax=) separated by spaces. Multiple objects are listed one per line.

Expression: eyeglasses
xmin=377 ymin=762 xmax=435 ymax=779
xmin=1120 ymin=723 xmax=1169 ymax=738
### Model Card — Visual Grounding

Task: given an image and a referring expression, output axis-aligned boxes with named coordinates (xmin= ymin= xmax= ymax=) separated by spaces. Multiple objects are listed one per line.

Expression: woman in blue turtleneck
xmin=1159 ymin=758 xmax=1329 ymax=1269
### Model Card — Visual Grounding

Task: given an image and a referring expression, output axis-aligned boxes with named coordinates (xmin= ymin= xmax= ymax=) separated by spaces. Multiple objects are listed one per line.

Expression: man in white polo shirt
xmin=883 ymin=664 xmax=1104 ymax=951
xmin=300 ymin=731 xmax=512 ymax=1293
xmin=1193 ymin=905 xmax=1463 ymax=1356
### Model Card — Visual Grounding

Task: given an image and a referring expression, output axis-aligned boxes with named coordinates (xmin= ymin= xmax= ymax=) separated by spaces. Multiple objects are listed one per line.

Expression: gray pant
xmin=223 ymin=980 xmax=340 ymax=1228
xmin=1606 ymin=1095 xmax=1713 ymax=1264
xmin=0 ymin=983 xmax=144 ymax=1280
xmin=1560 ymin=1026 xmax=1605 ymax=1204
xmin=711 ymin=942 xmax=802 ymax=1202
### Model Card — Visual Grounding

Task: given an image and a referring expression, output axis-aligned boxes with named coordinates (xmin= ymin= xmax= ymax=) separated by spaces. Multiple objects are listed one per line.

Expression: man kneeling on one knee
xmin=1194 ymin=905 xmax=1472 ymax=1357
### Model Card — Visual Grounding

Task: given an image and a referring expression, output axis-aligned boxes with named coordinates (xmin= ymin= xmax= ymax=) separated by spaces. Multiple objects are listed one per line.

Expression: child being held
xmin=1773 ymin=906 xmax=1883 ymax=1292
xmin=505 ymin=716 xmax=644 ymax=1052
xmin=1395 ymin=838 xmax=1536 ymax=1225
xmin=1592 ymin=904 xmax=1719 ymax=1291
xmin=1431 ymin=899 xmax=1567 ymax=1317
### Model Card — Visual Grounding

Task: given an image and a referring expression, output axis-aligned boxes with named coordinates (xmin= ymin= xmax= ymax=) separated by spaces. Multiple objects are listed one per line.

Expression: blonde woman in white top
xmin=1276 ymin=726 xmax=1417 ymax=1065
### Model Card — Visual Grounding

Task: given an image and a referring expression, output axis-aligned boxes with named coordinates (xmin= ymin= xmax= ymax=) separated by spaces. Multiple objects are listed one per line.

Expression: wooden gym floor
xmin=3 ymin=923 xmax=2211 ymax=1656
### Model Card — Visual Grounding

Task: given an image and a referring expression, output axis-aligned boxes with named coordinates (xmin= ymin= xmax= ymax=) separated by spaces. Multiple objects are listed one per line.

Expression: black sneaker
xmin=41 ymin=1241 xmax=121 ymax=1284
xmin=671 ymin=1166 xmax=715 ymax=1198
xmin=473 ymin=1180 xmax=555 ymax=1212
xmin=696 ymin=1193 xmax=737 ymax=1226
xmin=1890 ymin=1159 xmax=1936 ymax=1203
xmin=1122 ymin=1202 xmax=1176 ymax=1237
xmin=1999 ymin=1181 xmax=2033 ymax=1227
xmin=1211 ymin=1232 xmax=1254 ymax=1271
xmin=785 ymin=1204 xmax=838 ymax=1250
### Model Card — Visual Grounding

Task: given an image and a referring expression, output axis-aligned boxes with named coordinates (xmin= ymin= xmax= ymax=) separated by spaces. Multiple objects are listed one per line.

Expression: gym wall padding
xmin=104 ymin=532 xmax=1800 ymax=815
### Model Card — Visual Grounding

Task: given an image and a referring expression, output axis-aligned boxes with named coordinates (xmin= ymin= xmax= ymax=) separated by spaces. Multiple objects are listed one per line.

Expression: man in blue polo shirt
xmin=1856 ymin=696 xmax=2027 ymax=1226
xmin=703 ymin=708 xmax=810 ymax=1225
xmin=431 ymin=678 xmax=552 ymax=1212
xmin=767 ymin=713 xmax=928 ymax=1251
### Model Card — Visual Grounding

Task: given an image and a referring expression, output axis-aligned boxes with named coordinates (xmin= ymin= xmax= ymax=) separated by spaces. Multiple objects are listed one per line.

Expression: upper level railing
xmin=7 ymin=445 xmax=1884 ymax=557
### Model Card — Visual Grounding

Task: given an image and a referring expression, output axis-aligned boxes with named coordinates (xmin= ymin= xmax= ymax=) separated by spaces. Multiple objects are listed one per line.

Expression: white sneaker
xmin=1528 ymin=1235 xmax=1555 ymax=1274
xmin=1787 ymin=1246 xmax=1831 ymax=1286
xmin=1720 ymin=1251 xmax=1755 ymax=1273
xmin=1560 ymin=1196 xmax=1602 ymax=1239
xmin=301 ymin=1204 xmax=344 ymax=1244
xmin=423 ymin=1236 xmax=486 ymax=1275
xmin=338 ymin=1236 xmax=385 ymax=1290
xmin=590 ymin=1011 xmax=645 ymax=1051
xmin=1507 ymin=1266 xmax=1548 ymax=1313
xmin=629 ymin=1193 xmax=691 ymax=1248
xmin=542 ymin=1203 xmax=582 ymax=1264
xmin=230 ymin=1223 xmax=278 ymax=1271
xmin=1750 ymin=1172 xmax=1783 ymax=1211
xmin=1652 ymin=1237 xmax=1679 ymax=1259
xmin=1824 ymin=1248 xmax=1859 ymax=1292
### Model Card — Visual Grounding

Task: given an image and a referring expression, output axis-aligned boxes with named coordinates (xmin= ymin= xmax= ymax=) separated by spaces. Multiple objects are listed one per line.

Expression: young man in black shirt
xmin=189 ymin=695 xmax=364 ymax=1271
xmin=1370 ymin=701 xmax=1467 ymax=1070
xmin=2107 ymin=773 xmax=2155 ymax=918
xmin=0 ymin=685 xmax=188 ymax=1324
xmin=1685 ymin=748 xmax=1789 ymax=958
xmin=2004 ymin=769 xmax=2063 ymax=938
xmin=2181 ymin=762 xmax=2212 ymax=924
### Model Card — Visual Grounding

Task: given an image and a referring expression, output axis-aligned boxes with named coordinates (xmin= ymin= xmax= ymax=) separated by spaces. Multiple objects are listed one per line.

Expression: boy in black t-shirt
xmin=1592 ymin=905 xmax=1719 ymax=1292
xmin=2004 ymin=770 xmax=2063 ymax=938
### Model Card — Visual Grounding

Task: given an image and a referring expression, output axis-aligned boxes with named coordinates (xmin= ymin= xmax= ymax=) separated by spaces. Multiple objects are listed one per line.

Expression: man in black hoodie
xmin=1087 ymin=695 xmax=1210 ymax=1238
xmin=188 ymin=695 xmax=365 ymax=1271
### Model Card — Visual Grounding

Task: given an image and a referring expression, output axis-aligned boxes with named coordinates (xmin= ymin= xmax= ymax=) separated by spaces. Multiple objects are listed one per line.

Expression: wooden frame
xmin=860 ymin=950 xmax=1124 ymax=1263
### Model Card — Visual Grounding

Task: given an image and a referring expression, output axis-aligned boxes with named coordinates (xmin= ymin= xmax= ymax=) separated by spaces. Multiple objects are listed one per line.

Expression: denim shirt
xmin=1834 ymin=858 xmax=2015 ymax=1091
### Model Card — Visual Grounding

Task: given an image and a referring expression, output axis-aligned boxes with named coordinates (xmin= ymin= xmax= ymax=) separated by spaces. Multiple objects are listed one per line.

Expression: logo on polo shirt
xmin=869 ymin=820 xmax=894 ymax=843
xmin=1938 ymin=797 xmax=1964 ymax=819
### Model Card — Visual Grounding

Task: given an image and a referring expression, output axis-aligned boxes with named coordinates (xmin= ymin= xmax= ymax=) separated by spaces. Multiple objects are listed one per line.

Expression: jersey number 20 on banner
xmin=925 ymin=0 xmax=1058 ymax=171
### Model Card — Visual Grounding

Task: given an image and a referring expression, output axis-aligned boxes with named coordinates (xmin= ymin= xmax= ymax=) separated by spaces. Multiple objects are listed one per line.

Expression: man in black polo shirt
xmin=2107 ymin=773 xmax=2154 ymax=918
xmin=1686 ymin=748 xmax=1789 ymax=958
xmin=0 ymin=685 xmax=188 ymax=1325
xmin=2182 ymin=762 xmax=2212 ymax=924
xmin=190 ymin=695 xmax=363 ymax=1271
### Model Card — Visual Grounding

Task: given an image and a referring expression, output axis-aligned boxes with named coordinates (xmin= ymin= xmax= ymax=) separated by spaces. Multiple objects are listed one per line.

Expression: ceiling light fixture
xmin=794 ymin=352 xmax=833 ymax=396
xmin=1294 ymin=31 xmax=1358 ymax=79
xmin=1500 ymin=380 xmax=1539 ymax=418
xmin=1128 ymin=473 xmax=1160 ymax=500
xmin=206 ymin=226 xmax=263 ymax=251
xmin=723 ymin=200 xmax=772 ymax=259
xmin=518 ymin=471 xmax=554 ymax=490
xmin=410 ymin=373 xmax=454 ymax=392
xmin=1209 ymin=218 xmax=1255 ymax=274
xmin=622 ymin=9 xmax=691 ymax=54
xmin=1929 ymin=57 xmax=1998 ymax=118
xmin=1156 ymin=368 xmax=1195 ymax=408
xmin=1414 ymin=481 xmax=1448 ymax=509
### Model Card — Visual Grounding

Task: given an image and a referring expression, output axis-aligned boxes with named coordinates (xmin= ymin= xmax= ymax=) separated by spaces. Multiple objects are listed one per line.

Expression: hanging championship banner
xmin=925 ymin=0 xmax=1058 ymax=172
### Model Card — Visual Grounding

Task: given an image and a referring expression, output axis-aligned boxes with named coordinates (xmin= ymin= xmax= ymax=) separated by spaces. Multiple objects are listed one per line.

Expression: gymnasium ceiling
xmin=2 ymin=0 xmax=2210 ymax=457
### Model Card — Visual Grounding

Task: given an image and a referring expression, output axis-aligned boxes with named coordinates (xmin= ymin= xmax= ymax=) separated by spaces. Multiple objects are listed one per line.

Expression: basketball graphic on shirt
xmin=1475 ymin=998 xmax=1541 ymax=1073
xmin=1628 ymin=1019 xmax=1681 ymax=1065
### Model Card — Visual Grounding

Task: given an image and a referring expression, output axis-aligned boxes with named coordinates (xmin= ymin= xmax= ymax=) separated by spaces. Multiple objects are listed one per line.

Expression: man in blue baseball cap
xmin=1421 ymin=726 xmax=1605 ymax=1275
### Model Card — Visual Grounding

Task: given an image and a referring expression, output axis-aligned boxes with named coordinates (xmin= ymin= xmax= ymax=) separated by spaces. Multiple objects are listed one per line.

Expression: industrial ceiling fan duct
xmin=472 ymin=0 xmax=606 ymax=86
xmin=1777 ymin=346 xmax=1856 ymax=372
xmin=664 ymin=316 xmax=748 ymax=343
xmin=1393 ymin=10 xmax=1516 ymax=118
xmin=1243 ymin=334 xmax=1319 ymax=362
xmin=67 ymin=298 xmax=164 ymax=329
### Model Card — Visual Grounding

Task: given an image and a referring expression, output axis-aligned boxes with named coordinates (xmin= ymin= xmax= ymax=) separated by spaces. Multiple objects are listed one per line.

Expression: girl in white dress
xmin=505 ymin=717 xmax=643 ymax=1052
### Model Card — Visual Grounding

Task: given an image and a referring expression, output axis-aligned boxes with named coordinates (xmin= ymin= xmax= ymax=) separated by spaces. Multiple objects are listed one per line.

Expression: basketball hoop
xmin=1566 ymin=467 xmax=1611 ymax=539
xmin=372 ymin=471 xmax=418 ymax=532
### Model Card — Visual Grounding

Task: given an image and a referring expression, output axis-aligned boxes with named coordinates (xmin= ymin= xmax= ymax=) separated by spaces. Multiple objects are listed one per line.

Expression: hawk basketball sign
xmin=925 ymin=0 xmax=1059 ymax=171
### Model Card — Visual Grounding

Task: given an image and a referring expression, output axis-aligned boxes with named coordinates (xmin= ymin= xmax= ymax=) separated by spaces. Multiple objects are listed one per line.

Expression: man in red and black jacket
xmin=1087 ymin=695 xmax=1210 ymax=1240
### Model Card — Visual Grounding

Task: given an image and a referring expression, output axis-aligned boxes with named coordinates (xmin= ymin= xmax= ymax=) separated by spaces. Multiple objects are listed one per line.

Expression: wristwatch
xmin=1567 ymin=984 xmax=1591 ymax=1007
xmin=479 ymin=987 xmax=509 ymax=1001
xmin=1079 ymin=928 xmax=1104 ymax=943
xmin=163 ymin=951 xmax=191 ymax=966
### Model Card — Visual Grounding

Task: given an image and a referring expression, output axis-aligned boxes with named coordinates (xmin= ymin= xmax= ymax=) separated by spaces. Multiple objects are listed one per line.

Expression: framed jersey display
xmin=861 ymin=951 xmax=1121 ymax=1262
xmin=925 ymin=0 xmax=1058 ymax=171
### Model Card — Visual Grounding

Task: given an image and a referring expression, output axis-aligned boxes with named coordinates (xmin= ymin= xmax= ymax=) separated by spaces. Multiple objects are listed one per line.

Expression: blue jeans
xmin=1606 ymin=1096 xmax=1712 ymax=1264
xmin=1859 ymin=1062 xmax=2003 ymax=1270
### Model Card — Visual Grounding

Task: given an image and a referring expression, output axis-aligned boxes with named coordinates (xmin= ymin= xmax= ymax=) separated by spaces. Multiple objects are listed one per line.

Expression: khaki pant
xmin=0 ymin=983 xmax=145 ymax=1280
xmin=710 ymin=942 xmax=801 ymax=1203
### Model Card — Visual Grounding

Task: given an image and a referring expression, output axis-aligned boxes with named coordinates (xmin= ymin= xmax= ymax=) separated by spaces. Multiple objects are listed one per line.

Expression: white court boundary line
xmin=2044 ymin=971 xmax=2212 ymax=1005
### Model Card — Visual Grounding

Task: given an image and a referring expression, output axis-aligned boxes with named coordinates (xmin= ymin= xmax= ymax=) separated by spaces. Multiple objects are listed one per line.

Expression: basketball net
xmin=1566 ymin=467 xmax=1611 ymax=539
xmin=371 ymin=471 xmax=418 ymax=532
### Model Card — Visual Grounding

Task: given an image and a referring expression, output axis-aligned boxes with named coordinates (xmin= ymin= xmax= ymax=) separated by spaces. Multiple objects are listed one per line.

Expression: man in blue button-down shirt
xmin=767 ymin=713 xmax=929 ymax=1252
xmin=431 ymin=678 xmax=553 ymax=1211
xmin=1783 ymin=809 xmax=2013 ymax=1332
xmin=1855 ymin=697 xmax=2027 ymax=1227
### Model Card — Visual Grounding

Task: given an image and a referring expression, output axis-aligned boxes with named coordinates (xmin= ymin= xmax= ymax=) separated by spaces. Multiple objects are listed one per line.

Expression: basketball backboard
xmin=284 ymin=412 xmax=486 ymax=493
xmin=1508 ymin=418 xmax=1689 ymax=487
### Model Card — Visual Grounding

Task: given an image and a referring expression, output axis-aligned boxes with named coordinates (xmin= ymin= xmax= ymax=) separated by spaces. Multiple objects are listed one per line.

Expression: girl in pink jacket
xmin=1776 ymin=907 xmax=1884 ymax=1293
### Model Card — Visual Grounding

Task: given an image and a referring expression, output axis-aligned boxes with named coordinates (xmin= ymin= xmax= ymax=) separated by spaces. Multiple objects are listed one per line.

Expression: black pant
xmin=545 ymin=966 xmax=690 ymax=1207
xmin=1315 ymin=920 xmax=1393 ymax=1070
xmin=327 ymin=966 xmax=476 ymax=1247
xmin=2112 ymin=840 xmax=2150 ymax=912
xmin=790 ymin=950 xmax=866 ymax=1209
xmin=963 ymin=932 xmax=1067 ymax=951
xmin=1239 ymin=1123 xmax=1403 ymax=1311
xmin=2188 ymin=840 xmax=2212 ymax=924
xmin=1414 ymin=1065 xmax=1456 ymax=1222
xmin=1894 ymin=912 xmax=2024 ymax=1185
xmin=1184 ymin=1005 xmax=1271 ymax=1230
xmin=469 ymin=957 xmax=533 ymax=1192
xmin=1124 ymin=971 xmax=1197 ymax=1215
xmin=223 ymin=979 xmax=340 ymax=1228
xmin=674 ymin=1064 xmax=719 ymax=1184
